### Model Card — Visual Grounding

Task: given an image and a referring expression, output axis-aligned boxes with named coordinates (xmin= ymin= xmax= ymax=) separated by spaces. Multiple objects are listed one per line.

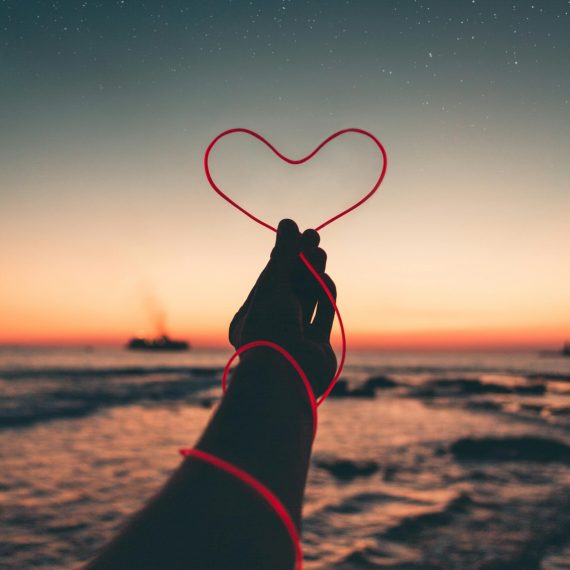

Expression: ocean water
xmin=1 ymin=346 xmax=570 ymax=569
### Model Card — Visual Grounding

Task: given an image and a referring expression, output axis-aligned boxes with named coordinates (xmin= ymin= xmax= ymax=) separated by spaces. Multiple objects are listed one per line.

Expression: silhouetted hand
xmin=229 ymin=219 xmax=337 ymax=397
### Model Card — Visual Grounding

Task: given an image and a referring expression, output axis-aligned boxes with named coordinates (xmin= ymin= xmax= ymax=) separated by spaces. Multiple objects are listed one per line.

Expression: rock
xmin=346 ymin=385 xmax=376 ymax=398
xmin=329 ymin=379 xmax=375 ymax=399
xmin=329 ymin=379 xmax=350 ymax=397
xmin=317 ymin=458 xmax=380 ymax=481
xmin=364 ymin=375 xmax=398 ymax=390
xmin=417 ymin=378 xmax=546 ymax=398
xmin=431 ymin=378 xmax=511 ymax=395
xmin=512 ymin=384 xmax=546 ymax=395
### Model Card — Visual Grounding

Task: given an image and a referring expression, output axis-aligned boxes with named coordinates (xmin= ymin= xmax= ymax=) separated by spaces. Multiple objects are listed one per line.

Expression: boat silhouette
xmin=126 ymin=335 xmax=190 ymax=351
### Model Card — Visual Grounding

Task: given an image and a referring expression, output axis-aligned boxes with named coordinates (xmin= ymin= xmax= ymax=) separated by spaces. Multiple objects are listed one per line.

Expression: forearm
xmin=196 ymin=347 xmax=315 ymax=521
xmin=86 ymin=348 xmax=314 ymax=570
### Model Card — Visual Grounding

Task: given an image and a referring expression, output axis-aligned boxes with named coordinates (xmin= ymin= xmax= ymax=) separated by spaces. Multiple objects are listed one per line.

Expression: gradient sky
xmin=1 ymin=0 xmax=569 ymax=349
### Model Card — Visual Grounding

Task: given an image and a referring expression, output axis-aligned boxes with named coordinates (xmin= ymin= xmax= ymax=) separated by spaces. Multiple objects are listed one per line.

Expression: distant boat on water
xmin=126 ymin=335 xmax=190 ymax=351
xmin=563 ymin=342 xmax=570 ymax=357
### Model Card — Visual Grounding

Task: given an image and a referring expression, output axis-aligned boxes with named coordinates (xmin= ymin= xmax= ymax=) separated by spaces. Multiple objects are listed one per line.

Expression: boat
xmin=126 ymin=335 xmax=190 ymax=351
xmin=563 ymin=342 xmax=570 ymax=357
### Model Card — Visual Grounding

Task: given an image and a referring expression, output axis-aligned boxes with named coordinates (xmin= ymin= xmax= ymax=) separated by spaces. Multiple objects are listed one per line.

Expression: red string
xmin=299 ymin=251 xmax=346 ymax=406
xmin=203 ymin=127 xmax=388 ymax=232
xmin=221 ymin=339 xmax=318 ymax=441
xmin=180 ymin=129 xmax=387 ymax=570
xmin=179 ymin=448 xmax=303 ymax=570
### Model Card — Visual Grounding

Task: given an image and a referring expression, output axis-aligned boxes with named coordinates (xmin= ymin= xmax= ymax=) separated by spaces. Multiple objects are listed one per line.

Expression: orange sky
xmin=1 ymin=127 xmax=568 ymax=350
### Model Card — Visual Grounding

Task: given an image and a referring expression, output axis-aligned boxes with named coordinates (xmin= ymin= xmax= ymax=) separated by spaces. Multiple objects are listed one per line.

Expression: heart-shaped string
xmin=204 ymin=128 xmax=388 ymax=232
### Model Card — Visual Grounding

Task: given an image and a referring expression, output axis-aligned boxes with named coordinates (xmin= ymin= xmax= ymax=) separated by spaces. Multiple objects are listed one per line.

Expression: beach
xmin=1 ymin=346 xmax=570 ymax=569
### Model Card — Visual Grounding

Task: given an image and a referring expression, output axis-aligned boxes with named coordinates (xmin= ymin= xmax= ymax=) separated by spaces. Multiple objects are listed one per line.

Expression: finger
xmin=301 ymin=228 xmax=320 ymax=250
xmin=254 ymin=218 xmax=300 ymax=298
xmin=230 ymin=220 xmax=300 ymax=346
xmin=310 ymin=273 xmax=337 ymax=341
xmin=303 ymin=246 xmax=326 ymax=274
xmin=228 ymin=284 xmax=258 ymax=347
xmin=271 ymin=219 xmax=300 ymax=266
xmin=294 ymin=246 xmax=327 ymax=329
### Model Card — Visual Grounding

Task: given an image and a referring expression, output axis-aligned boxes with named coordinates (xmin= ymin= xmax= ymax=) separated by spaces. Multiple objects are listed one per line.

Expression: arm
xmin=85 ymin=219 xmax=337 ymax=570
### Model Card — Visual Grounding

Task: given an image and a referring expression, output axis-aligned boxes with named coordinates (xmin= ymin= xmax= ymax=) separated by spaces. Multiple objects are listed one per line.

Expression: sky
xmin=0 ymin=0 xmax=569 ymax=350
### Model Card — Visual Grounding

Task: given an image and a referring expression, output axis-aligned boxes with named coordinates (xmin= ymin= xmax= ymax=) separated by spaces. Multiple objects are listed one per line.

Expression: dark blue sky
xmin=2 ymin=1 xmax=569 ymax=136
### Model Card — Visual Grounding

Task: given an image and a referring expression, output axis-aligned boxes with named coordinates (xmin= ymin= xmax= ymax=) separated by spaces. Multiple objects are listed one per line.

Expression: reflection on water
xmin=1 ymin=347 xmax=570 ymax=569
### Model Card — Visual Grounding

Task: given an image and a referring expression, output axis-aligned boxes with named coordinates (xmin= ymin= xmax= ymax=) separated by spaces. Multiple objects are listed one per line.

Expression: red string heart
xmin=204 ymin=128 xmax=388 ymax=232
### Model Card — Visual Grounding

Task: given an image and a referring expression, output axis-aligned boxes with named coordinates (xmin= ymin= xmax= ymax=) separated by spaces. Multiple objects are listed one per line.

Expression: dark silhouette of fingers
xmin=228 ymin=284 xmax=258 ymax=347
xmin=271 ymin=219 xmax=300 ymax=265
xmin=293 ymin=246 xmax=327 ymax=330
xmin=310 ymin=273 xmax=337 ymax=341
xmin=304 ymin=247 xmax=327 ymax=274
xmin=228 ymin=310 xmax=242 ymax=347
xmin=301 ymin=229 xmax=320 ymax=250
xmin=250 ymin=218 xmax=300 ymax=301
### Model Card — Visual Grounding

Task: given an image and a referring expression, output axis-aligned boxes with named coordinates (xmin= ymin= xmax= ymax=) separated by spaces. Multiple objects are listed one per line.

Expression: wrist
xmin=228 ymin=345 xmax=315 ymax=422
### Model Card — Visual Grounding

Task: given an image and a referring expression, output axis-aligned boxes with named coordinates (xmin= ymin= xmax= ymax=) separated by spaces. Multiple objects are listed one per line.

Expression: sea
xmin=1 ymin=346 xmax=570 ymax=569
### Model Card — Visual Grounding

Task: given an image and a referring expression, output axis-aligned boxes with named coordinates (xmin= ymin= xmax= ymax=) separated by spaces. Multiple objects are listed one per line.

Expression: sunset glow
xmin=1 ymin=3 xmax=569 ymax=350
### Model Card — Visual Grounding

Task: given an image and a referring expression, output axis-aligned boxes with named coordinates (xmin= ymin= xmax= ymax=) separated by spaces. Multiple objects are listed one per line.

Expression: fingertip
xmin=274 ymin=219 xmax=300 ymax=259
xmin=277 ymin=219 xmax=299 ymax=238
xmin=301 ymin=229 xmax=320 ymax=249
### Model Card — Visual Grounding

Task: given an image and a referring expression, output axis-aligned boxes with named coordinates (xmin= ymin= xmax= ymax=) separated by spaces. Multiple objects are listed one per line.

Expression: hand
xmin=229 ymin=219 xmax=337 ymax=397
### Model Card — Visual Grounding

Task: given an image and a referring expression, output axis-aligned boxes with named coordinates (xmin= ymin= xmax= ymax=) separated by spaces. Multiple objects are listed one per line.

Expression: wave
xmin=411 ymin=378 xmax=546 ymax=398
xmin=336 ymin=490 xmax=570 ymax=569
xmin=355 ymin=364 xmax=570 ymax=383
xmin=528 ymin=372 xmax=570 ymax=382
xmin=0 ymin=375 xmax=218 ymax=429
xmin=383 ymin=492 xmax=473 ymax=541
xmin=328 ymin=493 xmax=473 ymax=569
xmin=450 ymin=436 xmax=570 ymax=464
xmin=0 ymin=365 xmax=223 ymax=381
xmin=316 ymin=458 xmax=379 ymax=481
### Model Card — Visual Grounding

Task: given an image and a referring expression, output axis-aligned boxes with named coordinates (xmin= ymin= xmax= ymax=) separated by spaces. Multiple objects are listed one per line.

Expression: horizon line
xmin=0 ymin=340 xmax=565 ymax=353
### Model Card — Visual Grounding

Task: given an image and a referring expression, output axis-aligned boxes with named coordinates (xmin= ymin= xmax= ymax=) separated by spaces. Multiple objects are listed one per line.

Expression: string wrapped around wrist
xmin=180 ymin=128 xmax=387 ymax=570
